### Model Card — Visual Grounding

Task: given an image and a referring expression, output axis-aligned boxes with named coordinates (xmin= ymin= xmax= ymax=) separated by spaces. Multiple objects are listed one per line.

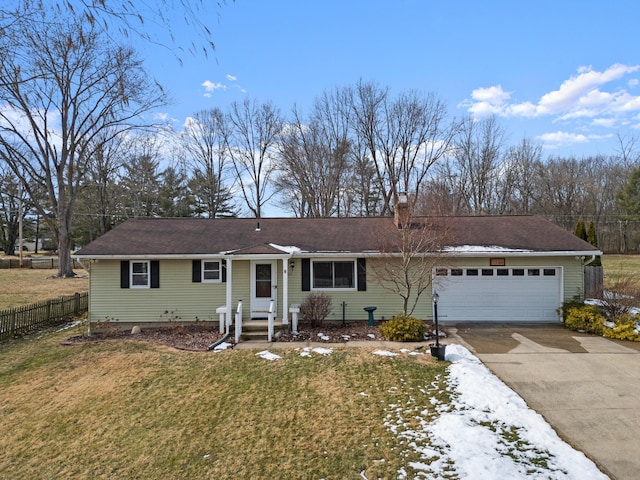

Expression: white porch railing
xmin=289 ymin=304 xmax=300 ymax=334
xmin=234 ymin=300 xmax=243 ymax=343
xmin=216 ymin=306 xmax=227 ymax=334
xmin=267 ymin=299 xmax=275 ymax=342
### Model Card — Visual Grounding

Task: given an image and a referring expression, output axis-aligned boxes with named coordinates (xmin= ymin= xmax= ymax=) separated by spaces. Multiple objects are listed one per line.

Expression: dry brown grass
xmin=0 ymin=268 xmax=88 ymax=309
xmin=0 ymin=330 xmax=449 ymax=479
xmin=602 ymin=254 xmax=640 ymax=290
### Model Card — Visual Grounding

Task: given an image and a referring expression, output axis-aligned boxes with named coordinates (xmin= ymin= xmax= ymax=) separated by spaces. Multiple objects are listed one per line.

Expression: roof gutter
xmin=73 ymin=249 xmax=604 ymax=261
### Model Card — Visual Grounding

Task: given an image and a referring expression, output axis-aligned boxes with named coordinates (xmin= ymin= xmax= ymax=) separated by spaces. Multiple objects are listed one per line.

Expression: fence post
xmin=10 ymin=309 xmax=16 ymax=337
xmin=74 ymin=292 xmax=80 ymax=315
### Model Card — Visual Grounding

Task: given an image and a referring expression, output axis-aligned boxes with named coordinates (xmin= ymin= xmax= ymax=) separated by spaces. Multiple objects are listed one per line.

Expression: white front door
xmin=251 ymin=260 xmax=277 ymax=318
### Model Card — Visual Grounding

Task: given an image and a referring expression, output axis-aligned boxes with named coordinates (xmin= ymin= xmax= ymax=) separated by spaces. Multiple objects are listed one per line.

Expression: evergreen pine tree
xmin=574 ymin=219 xmax=587 ymax=241
xmin=586 ymin=220 xmax=602 ymax=266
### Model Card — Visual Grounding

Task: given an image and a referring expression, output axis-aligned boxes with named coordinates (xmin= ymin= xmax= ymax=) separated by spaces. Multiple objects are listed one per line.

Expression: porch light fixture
xmin=289 ymin=260 xmax=295 ymax=270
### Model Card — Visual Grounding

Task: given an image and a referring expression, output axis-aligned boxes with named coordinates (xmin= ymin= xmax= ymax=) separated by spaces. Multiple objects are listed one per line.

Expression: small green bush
xmin=603 ymin=313 xmax=640 ymax=342
xmin=560 ymin=297 xmax=585 ymax=322
xmin=564 ymin=305 xmax=606 ymax=335
xmin=380 ymin=314 xmax=426 ymax=342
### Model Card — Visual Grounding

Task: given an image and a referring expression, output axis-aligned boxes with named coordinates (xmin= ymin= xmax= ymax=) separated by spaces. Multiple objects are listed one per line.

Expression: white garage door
xmin=432 ymin=267 xmax=562 ymax=322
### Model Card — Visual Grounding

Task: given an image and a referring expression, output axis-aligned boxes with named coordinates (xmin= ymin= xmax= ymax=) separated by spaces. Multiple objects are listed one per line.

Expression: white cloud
xmin=591 ymin=117 xmax=617 ymax=128
xmin=154 ymin=112 xmax=170 ymax=121
xmin=201 ymin=80 xmax=227 ymax=98
xmin=536 ymin=131 xmax=588 ymax=148
xmin=463 ymin=64 xmax=640 ymax=123
xmin=226 ymin=74 xmax=237 ymax=81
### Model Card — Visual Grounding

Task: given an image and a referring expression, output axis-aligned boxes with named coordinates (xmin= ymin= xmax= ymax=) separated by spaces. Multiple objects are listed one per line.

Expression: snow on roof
xmin=268 ymin=243 xmax=303 ymax=254
xmin=445 ymin=245 xmax=534 ymax=253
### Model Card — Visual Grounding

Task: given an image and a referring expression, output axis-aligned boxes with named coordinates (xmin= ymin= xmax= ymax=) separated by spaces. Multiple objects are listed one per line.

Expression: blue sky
xmin=139 ymin=0 xmax=640 ymax=158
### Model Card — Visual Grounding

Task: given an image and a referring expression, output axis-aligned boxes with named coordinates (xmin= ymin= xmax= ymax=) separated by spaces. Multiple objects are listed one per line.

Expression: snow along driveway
xmin=254 ymin=344 xmax=607 ymax=479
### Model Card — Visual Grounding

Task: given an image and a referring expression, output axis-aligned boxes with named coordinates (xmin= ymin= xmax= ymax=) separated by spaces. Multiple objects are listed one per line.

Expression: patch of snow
xmin=372 ymin=350 xmax=399 ymax=357
xmin=268 ymin=243 xmax=302 ymax=254
xmin=367 ymin=333 xmax=376 ymax=339
xmin=317 ymin=333 xmax=330 ymax=341
xmin=300 ymin=346 xmax=333 ymax=357
xmin=213 ymin=342 xmax=233 ymax=351
xmin=384 ymin=343 xmax=607 ymax=479
xmin=445 ymin=245 xmax=533 ymax=253
xmin=56 ymin=320 xmax=82 ymax=332
xmin=256 ymin=350 xmax=281 ymax=361
xmin=312 ymin=347 xmax=333 ymax=355
xmin=341 ymin=335 xmax=351 ymax=341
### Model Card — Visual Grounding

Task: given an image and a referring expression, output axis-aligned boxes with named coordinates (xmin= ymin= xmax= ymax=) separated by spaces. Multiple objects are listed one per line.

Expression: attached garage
xmin=433 ymin=266 xmax=562 ymax=322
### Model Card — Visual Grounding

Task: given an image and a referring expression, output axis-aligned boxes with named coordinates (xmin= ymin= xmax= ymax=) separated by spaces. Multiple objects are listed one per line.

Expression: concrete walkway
xmin=450 ymin=324 xmax=640 ymax=480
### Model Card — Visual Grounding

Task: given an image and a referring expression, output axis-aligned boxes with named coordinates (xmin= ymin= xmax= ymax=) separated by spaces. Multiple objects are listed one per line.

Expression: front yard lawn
xmin=0 ymin=327 xmax=606 ymax=479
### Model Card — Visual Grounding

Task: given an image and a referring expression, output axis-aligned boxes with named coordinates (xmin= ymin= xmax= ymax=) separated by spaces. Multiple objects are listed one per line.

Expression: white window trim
xmin=202 ymin=260 xmax=222 ymax=283
xmin=311 ymin=259 xmax=357 ymax=291
xmin=130 ymin=260 xmax=150 ymax=289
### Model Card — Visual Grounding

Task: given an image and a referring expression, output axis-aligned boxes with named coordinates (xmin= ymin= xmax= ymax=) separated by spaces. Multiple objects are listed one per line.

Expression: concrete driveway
xmin=448 ymin=323 xmax=640 ymax=480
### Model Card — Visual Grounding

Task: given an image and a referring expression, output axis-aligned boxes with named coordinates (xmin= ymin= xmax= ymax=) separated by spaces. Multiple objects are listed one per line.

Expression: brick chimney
xmin=394 ymin=192 xmax=410 ymax=228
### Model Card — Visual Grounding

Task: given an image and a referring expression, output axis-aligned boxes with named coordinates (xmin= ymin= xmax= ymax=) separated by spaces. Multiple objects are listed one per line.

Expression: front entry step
xmin=240 ymin=319 xmax=285 ymax=341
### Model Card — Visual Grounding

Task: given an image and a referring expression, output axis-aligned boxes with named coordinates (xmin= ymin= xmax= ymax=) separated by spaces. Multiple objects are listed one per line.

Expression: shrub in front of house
xmin=564 ymin=305 xmax=606 ymax=335
xmin=560 ymin=297 xmax=585 ymax=322
xmin=603 ymin=313 xmax=640 ymax=342
xmin=380 ymin=314 xmax=426 ymax=342
xmin=300 ymin=293 xmax=332 ymax=327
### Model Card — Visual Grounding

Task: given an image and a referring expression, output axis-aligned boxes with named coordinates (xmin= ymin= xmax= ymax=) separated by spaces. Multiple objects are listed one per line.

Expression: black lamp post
xmin=433 ymin=291 xmax=440 ymax=347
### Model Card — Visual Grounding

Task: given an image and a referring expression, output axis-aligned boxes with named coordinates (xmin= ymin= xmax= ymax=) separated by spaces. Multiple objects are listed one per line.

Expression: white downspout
xmin=583 ymin=254 xmax=597 ymax=266
xmin=282 ymin=258 xmax=289 ymax=326
xmin=226 ymin=257 xmax=233 ymax=334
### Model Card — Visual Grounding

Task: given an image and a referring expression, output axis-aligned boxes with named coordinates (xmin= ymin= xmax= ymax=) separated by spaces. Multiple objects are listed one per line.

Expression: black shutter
xmin=120 ymin=260 xmax=130 ymax=288
xmin=357 ymin=258 xmax=366 ymax=291
xmin=302 ymin=258 xmax=310 ymax=291
xmin=150 ymin=260 xmax=160 ymax=288
xmin=221 ymin=259 xmax=227 ymax=283
xmin=192 ymin=260 xmax=201 ymax=283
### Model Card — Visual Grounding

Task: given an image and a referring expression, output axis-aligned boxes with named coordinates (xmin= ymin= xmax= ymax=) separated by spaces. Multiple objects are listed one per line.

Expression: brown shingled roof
xmin=74 ymin=215 xmax=599 ymax=257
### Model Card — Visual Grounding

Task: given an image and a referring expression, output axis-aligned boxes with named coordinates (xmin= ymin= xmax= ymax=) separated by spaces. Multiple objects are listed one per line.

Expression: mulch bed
xmin=63 ymin=321 xmax=447 ymax=352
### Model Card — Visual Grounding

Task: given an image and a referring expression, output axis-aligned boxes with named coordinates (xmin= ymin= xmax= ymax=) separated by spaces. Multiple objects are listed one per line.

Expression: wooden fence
xmin=0 ymin=258 xmax=84 ymax=269
xmin=0 ymin=292 xmax=88 ymax=340
xmin=584 ymin=265 xmax=604 ymax=299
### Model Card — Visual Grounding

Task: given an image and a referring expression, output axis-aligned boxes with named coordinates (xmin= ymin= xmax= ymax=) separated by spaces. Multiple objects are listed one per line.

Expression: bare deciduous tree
xmin=276 ymin=89 xmax=353 ymax=217
xmin=227 ymin=98 xmax=283 ymax=218
xmin=502 ymin=137 xmax=543 ymax=214
xmin=3 ymin=0 xmax=232 ymax=61
xmin=451 ymin=115 xmax=505 ymax=214
xmin=372 ymin=198 xmax=450 ymax=315
xmin=181 ymin=108 xmax=236 ymax=218
xmin=351 ymin=80 xmax=456 ymax=215
xmin=0 ymin=11 xmax=166 ymax=276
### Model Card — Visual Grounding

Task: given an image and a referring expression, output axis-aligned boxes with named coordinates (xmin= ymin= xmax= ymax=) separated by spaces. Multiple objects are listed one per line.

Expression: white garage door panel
xmin=433 ymin=267 xmax=561 ymax=322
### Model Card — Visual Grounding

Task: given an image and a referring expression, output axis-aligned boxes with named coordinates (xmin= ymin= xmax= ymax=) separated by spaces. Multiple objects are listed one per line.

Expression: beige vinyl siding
xmin=287 ymin=257 xmax=428 ymax=323
xmin=229 ymin=259 xmax=251 ymax=320
xmin=88 ymin=259 xmax=227 ymax=325
xmin=88 ymin=254 xmax=584 ymax=327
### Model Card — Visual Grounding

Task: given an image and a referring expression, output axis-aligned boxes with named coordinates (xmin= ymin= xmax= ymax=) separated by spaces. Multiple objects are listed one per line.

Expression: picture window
xmin=312 ymin=260 xmax=355 ymax=289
